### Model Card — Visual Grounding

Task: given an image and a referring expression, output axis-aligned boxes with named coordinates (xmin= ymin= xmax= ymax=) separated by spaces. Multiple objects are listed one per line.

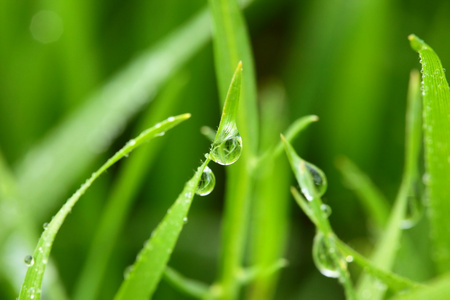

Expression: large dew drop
xmin=210 ymin=135 xmax=243 ymax=165
xmin=305 ymin=162 xmax=327 ymax=197
xmin=312 ymin=232 xmax=344 ymax=278
xmin=196 ymin=166 xmax=216 ymax=196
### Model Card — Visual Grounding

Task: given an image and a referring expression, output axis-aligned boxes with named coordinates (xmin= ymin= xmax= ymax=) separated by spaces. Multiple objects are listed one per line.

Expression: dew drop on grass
xmin=43 ymin=222 xmax=49 ymax=230
xmin=312 ymin=232 xmax=344 ymax=278
xmin=196 ymin=166 xmax=215 ymax=196
xmin=210 ymin=135 xmax=243 ymax=165
xmin=24 ymin=255 xmax=35 ymax=267
xmin=320 ymin=204 xmax=332 ymax=217
xmin=305 ymin=162 xmax=327 ymax=197
xmin=345 ymin=255 xmax=354 ymax=263
xmin=401 ymin=195 xmax=423 ymax=229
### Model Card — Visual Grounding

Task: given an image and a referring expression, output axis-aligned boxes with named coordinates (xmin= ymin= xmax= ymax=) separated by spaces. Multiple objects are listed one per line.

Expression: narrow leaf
xmin=18 ymin=114 xmax=190 ymax=300
xmin=356 ymin=67 xmax=423 ymax=300
xmin=163 ymin=267 xmax=210 ymax=299
xmin=409 ymin=34 xmax=450 ymax=273
xmin=389 ymin=274 xmax=450 ymax=300
xmin=114 ymin=158 xmax=210 ymax=300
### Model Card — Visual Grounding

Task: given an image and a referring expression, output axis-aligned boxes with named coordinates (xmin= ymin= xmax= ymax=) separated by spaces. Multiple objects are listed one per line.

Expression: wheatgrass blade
xmin=113 ymin=158 xmax=210 ymax=300
xmin=355 ymin=67 xmax=423 ymax=300
xmin=409 ymin=34 xmax=450 ymax=273
xmin=18 ymin=115 xmax=190 ymax=300
xmin=73 ymin=74 xmax=189 ymax=300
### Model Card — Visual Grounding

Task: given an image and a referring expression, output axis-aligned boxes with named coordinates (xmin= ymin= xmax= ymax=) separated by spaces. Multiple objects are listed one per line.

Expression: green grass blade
xmin=18 ymin=114 xmax=190 ymax=300
xmin=389 ymin=275 xmax=450 ymax=300
xmin=208 ymin=0 xmax=258 ymax=298
xmin=336 ymin=239 xmax=424 ymax=293
xmin=409 ymin=34 xmax=450 ymax=273
xmin=73 ymin=74 xmax=189 ymax=300
xmin=282 ymin=137 xmax=356 ymax=300
xmin=163 ymin=267 xmax=210 ymax=299
xmin=113 ymin=158 xmax=210 ymax=300
xmin=336 ymin=156 xmax=390 ymax=230
xmin=356 ymin=66 xmax=423 ymax=300
xmin=15 ymin=9 xmax=211 ymax=219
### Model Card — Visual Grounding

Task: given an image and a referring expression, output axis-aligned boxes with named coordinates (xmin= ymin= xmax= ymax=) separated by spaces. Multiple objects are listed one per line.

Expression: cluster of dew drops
xmin=195 ymin=134 xmax=243 ymax=197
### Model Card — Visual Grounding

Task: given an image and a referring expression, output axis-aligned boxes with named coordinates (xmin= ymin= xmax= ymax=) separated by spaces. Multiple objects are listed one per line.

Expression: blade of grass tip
xmin=335 ymin=239 xmax=425 ymax=293
xmin=389 ymin=274 xmax=450 ymax=300
xmin=356 ymin=65 xmax=423 ymax=300
xmin=335 ymin=156 xmax=390 ymax=230
xmin=163 ymin=267 xmax=210 ymax=299
xmin=113 ymin=158 xmax=210 ymax=300
xmin=409 ymin=34 xmax=450 ymax=273
xmin=18 ymin=114 xmax=190 ymax=300
xmin=208 ymin=0 xmax=258 ymax=297
xmin=15 ymin=8 xmax=211 ymax=219
xmin=281 ymin=136 xmax=356 ymax=300
xmin=73 ymin=74 xmax=189 ymax=300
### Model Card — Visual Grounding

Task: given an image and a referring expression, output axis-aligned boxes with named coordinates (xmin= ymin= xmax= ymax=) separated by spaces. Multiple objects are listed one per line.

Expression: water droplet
xmin=196 ymin=166 xmax=215 ymax=196
xmin=321 ymin=204 xmax=332 ymax=217
xmin=43 ymin=222 xmax=49 ymax=230
xmin=305 ymin=162 xmax=327 ymax=197
xmin=128 ymin=139 xmax=136 ymax=146
xmin=124 ymin=265 xmax=133 ymax=279
xmin=24 ymin=255 xmax=35 ymax=267
xmin=345 ymin=255 xmax=354 ymax=263
xmin=312 ymin=232 xmax=344 ymax=278
xmin=183 ymin=217 xmax=188 ymax=223
xmin=210 ymin=135 xmax=243 ymax=165
xmin=168 ymin=116 xmax=175 ymax=122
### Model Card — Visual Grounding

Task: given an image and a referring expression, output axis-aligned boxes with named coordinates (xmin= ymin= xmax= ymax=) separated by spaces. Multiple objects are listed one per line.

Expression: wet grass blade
xmin=163 ymin=267 xmax=210 ymax=299
xmin=15 ymin=9 xmax=211 ymax=219
xmin=18 ymin=114 xmax=191 ymax=300
xmin=73 ymin=74 xmax=189 ymax=300
xmin=409 ymin=34 xmax=450 ymax=273
xmin=356 ymin=68 xmax=422 ymax=300
xmin=282 ymin=137 xmax=356 ymax=300
xmin=208 ymin=0 xmax=259 ymax=298
xmin=113 ymin=158 xmax=210 ymax=300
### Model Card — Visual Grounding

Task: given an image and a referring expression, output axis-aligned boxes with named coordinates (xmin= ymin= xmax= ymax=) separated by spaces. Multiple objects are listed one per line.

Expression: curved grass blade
xmin=163 ymin=267 xmax=210 ymax=299
xmin=409 ymin=34 xmax=450 ymax=273
xmin=281 ymin=137 xmax=356 ymax=300
xmin=15 ymin=9 xmax=211 ymax=219
xmin=18 ymin=114 xmax=191 ymax=300
xmin=113 ymin=158 xmax=210 ymax=300
xmin=355 ymin=68 xmax=422 ymax=300
xmin=335 ymin=239 xmax=424 ymax=293
xmin=336 ymin=156 xmax=390 ymax=230
xmin=73 ymin=74 xmax=189 ymax=300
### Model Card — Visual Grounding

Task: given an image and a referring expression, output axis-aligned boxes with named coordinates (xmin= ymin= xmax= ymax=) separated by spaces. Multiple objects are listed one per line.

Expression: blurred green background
xmin=1 ymin=0 xmax=449 ymax=299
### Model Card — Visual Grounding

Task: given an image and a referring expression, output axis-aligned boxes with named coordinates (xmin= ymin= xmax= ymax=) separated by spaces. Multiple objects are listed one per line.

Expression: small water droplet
xmin=401 ymin=181 xmax=423 ymax=229
xmin=210 ymin=135 xmax=243 ymax=165
xmin=183 ymin=217 xmax=188 ymax=223
xmin=24 ymin=255 xmax=35 ymax=267
xmin=196 ymin=166 xmax=215 ymax=196
xmin=168 ymin=116 xmax=175 ymax=122
xmin=155 ymin=132 xmax=165 ymax=137
xmin=128 ymin=139 xmax=136 ymax=146
xmin=312 ymin=232 xmax=344 ymax=278
xmin=321 ymin=204 xmax=332 ymax=217
xmin=345 ymin=255 xmax=354 ymax=263
xmin=43 ymin=222 xmax=49 ymax=230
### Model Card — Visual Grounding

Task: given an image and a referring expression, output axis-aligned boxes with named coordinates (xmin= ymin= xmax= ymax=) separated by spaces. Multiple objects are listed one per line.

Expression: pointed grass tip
xmin=408 ymin=34 xmax=426 ymax=52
